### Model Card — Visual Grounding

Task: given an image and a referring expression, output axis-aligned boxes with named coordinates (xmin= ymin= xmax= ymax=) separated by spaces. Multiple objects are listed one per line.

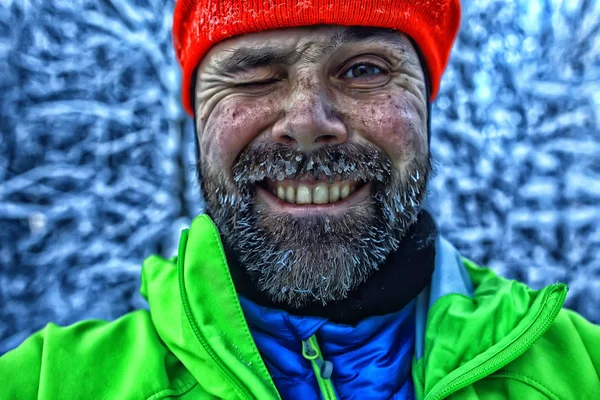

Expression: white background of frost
xmin=0 ymin=0 xmax=599 ymax=354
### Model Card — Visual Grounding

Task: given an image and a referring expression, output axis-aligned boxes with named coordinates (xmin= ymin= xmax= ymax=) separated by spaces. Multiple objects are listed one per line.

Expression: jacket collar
xmin=140 ymin=213 xmax=567 ymax=400
xmin=414 ymin=235 xmax=474 ymax=360
xmin=413 ymin=237 xmax=567 ymax=400
xmin=142 ymin=214 xmax=281 ymax=400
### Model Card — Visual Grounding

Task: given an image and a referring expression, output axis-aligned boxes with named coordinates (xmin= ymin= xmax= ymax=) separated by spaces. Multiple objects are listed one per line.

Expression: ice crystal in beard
xmin=232 ymin=141 xmax=392 ymax=187
xmin=201 ymin=141 xmax=431 ymax=308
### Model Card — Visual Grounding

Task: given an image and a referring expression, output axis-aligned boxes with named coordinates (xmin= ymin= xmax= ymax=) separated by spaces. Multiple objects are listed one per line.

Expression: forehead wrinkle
xmin=294 ymin=39 xmax=329 ymax=65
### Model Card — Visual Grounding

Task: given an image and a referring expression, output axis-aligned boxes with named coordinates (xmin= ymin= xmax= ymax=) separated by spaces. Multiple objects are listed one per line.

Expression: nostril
xmin=281 ymin=134 xmax=296 ymax=144
xmin=315 ymin=134 xmax=338 ymax=144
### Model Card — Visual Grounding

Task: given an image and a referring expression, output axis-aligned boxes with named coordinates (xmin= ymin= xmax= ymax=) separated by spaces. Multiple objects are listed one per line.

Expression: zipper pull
xmin=302 ymin=336 xmax=334 ymax=379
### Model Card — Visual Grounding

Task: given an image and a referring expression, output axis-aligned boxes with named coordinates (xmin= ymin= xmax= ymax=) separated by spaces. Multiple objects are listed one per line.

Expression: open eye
xmin=342 ymin=63 xmax=384 ymax=79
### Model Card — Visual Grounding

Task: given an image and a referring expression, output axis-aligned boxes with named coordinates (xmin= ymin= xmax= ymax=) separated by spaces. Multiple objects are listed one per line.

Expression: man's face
xmin=194 ymin=26 xmax=430 ymax=307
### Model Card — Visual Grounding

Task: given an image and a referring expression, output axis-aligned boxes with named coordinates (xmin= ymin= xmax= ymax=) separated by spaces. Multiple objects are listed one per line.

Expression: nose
xmin=271 ymin=77 xmax=347 ymax=151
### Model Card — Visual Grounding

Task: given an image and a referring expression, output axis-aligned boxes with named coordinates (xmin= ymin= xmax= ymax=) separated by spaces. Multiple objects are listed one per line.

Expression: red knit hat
xmin=173 ymin=0 xmax=461 ymax=116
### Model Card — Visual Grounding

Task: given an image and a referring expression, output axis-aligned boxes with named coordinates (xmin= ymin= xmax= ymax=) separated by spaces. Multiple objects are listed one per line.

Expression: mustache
xmin=231 ymin=141 xmax=393 ymax=188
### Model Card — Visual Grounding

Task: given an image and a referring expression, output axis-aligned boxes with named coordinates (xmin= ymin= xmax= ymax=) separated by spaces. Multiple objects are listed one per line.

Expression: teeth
xmin=285 ymin=186 xmax=295 ymax=203
xmin=273 ymin=182 xmax=359 ymax=204
xmin=296 ymin=185 xmax=311 ymax=205
xmin=340 ymin=183 xmax=351 ymax=199
xmin=277 ymin=185 xmax=286 ymax=200
xmin=329 ymin=185 xmax=340 ymax=202
xmin=313 ymin=183 xmax=329 ymax=204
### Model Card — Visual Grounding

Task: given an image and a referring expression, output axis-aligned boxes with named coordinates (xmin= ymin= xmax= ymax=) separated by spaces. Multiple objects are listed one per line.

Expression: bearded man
xmin=1 ymin=0 xmax=599 ymax=399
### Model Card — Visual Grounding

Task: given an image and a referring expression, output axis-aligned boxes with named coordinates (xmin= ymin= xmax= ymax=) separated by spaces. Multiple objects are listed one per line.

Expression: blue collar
xmin=240 ymin=296 xmax=416 ymax=399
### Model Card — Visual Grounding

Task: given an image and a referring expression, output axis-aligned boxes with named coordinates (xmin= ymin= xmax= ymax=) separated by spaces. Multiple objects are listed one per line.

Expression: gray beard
xmin=200 ymin=141 xmax=430 ymax=308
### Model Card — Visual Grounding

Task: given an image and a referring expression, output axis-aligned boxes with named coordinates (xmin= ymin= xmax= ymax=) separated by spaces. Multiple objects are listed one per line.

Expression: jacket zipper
xmin=177 ymin=229 xmax=254 ymax=400
xmin=302 ymin=334 xmax=338 ymax=400
xmin=425 ymin=283 xmax=568 ymax=400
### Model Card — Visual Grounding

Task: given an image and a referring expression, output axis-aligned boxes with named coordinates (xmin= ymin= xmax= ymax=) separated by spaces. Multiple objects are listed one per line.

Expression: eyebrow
xmin=216 ymin=46 xmax=301 ymax=75
xmin=215 ymin=27 xmax=405 ymax=75
xmin=330 ymin=26 xmax=402 ymax=47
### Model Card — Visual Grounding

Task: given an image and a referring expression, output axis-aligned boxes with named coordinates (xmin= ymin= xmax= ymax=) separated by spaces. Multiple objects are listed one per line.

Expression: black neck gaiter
xmin=225 ymin=210 xmax=437 ymax=325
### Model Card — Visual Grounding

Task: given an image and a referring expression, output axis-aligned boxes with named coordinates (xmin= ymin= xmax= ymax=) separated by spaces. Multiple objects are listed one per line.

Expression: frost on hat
xmin=173 ymin=0 xmax=461 ymax=115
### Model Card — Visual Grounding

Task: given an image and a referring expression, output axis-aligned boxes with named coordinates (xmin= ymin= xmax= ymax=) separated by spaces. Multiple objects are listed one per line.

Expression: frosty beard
xmin=199 ymin=141 xmax=430 ymax=308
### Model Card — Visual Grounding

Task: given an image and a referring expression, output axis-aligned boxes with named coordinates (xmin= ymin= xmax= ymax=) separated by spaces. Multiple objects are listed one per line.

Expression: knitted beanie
xmin=173 ymin=0 xmax=461 ymax=116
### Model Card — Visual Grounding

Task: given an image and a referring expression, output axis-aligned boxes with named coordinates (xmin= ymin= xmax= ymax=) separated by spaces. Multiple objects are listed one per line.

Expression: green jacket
xmin=1 ymin=214 xmax=599 ymax=399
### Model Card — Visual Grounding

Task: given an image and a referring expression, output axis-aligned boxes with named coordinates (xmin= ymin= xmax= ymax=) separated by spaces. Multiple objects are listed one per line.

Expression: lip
xmin=255 ymin=182 xmax=371 ymax=216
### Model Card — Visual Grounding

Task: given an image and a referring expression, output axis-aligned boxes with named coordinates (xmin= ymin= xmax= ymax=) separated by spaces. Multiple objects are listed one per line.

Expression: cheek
xmin=201 ymin=97 xmax=277 ymax=171
xmin=340 ymin=95 xmax=427 ymax=165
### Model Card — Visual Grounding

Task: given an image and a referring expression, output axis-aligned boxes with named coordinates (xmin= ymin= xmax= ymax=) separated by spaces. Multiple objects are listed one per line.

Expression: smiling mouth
xmin=257 ymin=176 xmax=367 ymax=205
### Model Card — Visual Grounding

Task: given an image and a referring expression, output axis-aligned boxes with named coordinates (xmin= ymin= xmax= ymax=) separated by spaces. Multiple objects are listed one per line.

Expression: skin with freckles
xmin=194 ymin=26 xmax=431 ymax=307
